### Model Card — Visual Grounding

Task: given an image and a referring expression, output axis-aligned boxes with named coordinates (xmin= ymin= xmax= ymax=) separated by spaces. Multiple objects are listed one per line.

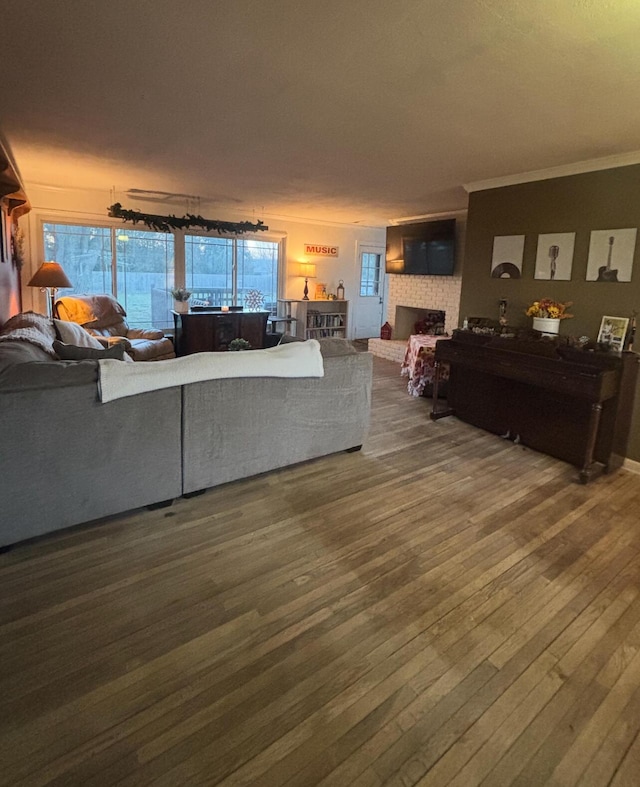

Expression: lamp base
xmin=303 ymin=278 xmax=309 ymax=300
xmin=48 ymin=289 xmax=57 ymax=318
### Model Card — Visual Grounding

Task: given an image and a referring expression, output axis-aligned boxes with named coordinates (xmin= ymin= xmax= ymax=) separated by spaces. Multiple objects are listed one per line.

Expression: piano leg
xmin=430 ymin=360 xmax=454 ymax=421
xmin=579 ymin=402 xmax=603 ymax=484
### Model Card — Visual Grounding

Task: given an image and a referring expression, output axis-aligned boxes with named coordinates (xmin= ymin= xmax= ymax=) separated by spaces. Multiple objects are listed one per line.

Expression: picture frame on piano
xmin=597 ymin=315 xmax=629 ymax=351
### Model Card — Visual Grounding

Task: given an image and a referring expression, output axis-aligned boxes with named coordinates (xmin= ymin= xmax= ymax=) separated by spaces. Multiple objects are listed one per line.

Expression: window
xmin=185 ymin=235 xmax=280 ymax=312
xmin=43 ymin=221 xmax=281 ymax=329
xmin=185 ymin=235 xmax=234 ymax=306
xmin=44 ymin=222 xmax=174 ymax=328
xmin=44 ymin=223 xmax=113 ymax=296
xmin=116 ymin=230 xmax=174 ymax=329
xmin=360 ymin=251 xmax=381 ymax=296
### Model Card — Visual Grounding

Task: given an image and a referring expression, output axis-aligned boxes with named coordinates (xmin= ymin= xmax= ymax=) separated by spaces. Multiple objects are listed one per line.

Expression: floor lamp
xmin=27 ymin=262 xmax=73 ymax=317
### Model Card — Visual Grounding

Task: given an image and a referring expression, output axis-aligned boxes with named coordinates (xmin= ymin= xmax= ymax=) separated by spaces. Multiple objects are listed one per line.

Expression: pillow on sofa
xmin=317 ymin=337 xmax=358 ymax=357
xmin=53 ymin=340 xmax=130 ymax=361
xmin=54 ymin=319 xmax=105 ymax=349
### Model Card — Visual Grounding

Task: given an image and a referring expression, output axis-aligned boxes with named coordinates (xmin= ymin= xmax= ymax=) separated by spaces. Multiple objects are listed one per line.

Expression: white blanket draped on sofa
xmin=98 ymin=339 xmax=325 ymax=402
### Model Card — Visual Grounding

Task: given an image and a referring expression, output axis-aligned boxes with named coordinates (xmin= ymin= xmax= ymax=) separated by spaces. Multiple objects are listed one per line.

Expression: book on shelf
xmin=306 ymin=313 xmax=345 ymax=328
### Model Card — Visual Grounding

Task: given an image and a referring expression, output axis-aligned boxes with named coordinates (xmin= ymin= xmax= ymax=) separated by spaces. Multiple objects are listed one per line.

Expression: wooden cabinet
xmin=431 ymin=332 xmax=639 ymax=483
xmin=277 ymin=299 xmax=348 ymax=340
xmin=172 ymin=311 xmax=269 ymax=355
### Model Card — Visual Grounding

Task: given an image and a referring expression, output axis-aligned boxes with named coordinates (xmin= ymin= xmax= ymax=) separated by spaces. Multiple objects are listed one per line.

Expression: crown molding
xmin=464 ymin=150 xmax=640 ymax=194
xmin=389 ymin=208 xmax=468 ymax=225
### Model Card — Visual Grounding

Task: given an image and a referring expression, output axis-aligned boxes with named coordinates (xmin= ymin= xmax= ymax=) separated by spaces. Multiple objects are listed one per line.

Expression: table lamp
xmin=299 ymin=263 xmax=316 ymax=300
xmin=27 ymin=261 xmax=73 ymax=317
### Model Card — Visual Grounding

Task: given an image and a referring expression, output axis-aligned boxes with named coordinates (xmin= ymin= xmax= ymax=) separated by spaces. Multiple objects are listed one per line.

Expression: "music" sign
xmin=304 ymin=243 xmax=339 ymax=257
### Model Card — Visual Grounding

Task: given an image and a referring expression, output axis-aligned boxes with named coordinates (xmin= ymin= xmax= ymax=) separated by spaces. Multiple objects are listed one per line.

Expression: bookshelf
xmin=277 ymin=299 xmax=349 ymax=340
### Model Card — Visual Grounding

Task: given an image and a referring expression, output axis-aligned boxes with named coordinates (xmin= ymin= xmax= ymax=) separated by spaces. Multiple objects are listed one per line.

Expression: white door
xmin=353 ymin=244 xmax=386 ymax=338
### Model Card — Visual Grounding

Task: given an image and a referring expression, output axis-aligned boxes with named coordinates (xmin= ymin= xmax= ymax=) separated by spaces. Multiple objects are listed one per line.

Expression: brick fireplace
xmin=368 ymin=272 xmax=462 ymax=362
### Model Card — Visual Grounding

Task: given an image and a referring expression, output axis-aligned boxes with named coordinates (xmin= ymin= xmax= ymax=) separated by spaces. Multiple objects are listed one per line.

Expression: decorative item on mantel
xmin=380 ymin=321 xmax=392 ymax=340
xmin=526 ymin=298 xmax=573 ymax=336
xmin=171 ymin=287 xmax=191 ymax=313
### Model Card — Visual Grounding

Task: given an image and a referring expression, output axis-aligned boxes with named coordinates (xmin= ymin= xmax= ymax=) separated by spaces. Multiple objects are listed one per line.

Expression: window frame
xmin=35 ymin=214 xmax=286 ymax=326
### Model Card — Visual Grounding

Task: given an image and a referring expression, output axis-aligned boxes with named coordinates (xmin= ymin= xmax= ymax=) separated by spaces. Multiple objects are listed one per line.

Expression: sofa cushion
xmin=54 ymin=319 xmax=105 ymax=349
xmin=53 ymin=340 xmax=129 ymax=361
xmin=0 ymin=339 xmax=53 ymax=371
xmin=317 ymin=337 xmax=358 ymax=357
xmin=0 ymin=340 xmax=98 ymax=392
xmin=127 ymin=337 xmax=175 ymax=362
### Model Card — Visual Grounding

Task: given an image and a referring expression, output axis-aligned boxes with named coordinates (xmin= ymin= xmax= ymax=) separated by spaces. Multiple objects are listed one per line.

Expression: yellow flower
xmin=525 ymin=298 xmax=573 ymax=320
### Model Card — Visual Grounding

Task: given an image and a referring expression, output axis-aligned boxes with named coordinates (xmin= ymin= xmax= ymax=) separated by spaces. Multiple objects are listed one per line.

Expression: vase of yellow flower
xmin=532 ymin=317 xmax=560 ymax=335
xmin=526 ymin=299 xmax=573 ymax=336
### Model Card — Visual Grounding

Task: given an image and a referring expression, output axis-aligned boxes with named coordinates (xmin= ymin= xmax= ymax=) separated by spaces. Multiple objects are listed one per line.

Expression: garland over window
xmin=107 ymin=203 xmax=268 ymax=235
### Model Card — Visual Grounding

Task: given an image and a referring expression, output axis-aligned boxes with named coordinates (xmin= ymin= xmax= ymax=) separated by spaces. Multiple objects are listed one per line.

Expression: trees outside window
xmin=43 ymin=222 xmax=281 ymax=329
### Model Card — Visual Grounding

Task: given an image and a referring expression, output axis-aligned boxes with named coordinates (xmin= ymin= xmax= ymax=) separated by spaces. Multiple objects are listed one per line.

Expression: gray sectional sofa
xmin=0 ymin=316 xmax=373 ymax=548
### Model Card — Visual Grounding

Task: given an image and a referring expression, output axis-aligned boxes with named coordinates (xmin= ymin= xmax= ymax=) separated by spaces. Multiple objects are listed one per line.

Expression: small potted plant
xmin=171 ymin=287 xmax=191 ymax=313
xmin=228 ymin=338 xmax=252 ymax=351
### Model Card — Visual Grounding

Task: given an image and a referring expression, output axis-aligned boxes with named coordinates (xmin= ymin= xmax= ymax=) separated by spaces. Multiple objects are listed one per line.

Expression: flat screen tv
xmin=385 ymin=218 xmax=456 ymax=275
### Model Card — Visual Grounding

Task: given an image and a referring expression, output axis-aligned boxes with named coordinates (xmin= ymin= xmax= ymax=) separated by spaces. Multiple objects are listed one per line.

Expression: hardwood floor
xmin=2 ymin=356 xmax=640 ymax=786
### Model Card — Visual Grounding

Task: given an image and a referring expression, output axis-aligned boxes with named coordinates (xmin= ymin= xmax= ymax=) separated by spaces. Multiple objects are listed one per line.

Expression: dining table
xmin=401 ymin=334 xmax=449 ymax=397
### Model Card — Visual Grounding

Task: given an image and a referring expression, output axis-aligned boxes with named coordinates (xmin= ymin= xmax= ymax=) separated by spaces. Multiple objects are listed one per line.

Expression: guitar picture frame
xmin=586 ymin=228 xmax=637 ymax=282
xmin=597 ymin=315 xmax=629 ymax=350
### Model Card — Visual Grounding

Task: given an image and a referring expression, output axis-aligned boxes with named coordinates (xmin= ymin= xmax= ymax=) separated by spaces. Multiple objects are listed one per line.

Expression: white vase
xmin=174 ymin=300 xmax=189 ymax=313
xmin=532 ymin=317 xmax=560 ymax=336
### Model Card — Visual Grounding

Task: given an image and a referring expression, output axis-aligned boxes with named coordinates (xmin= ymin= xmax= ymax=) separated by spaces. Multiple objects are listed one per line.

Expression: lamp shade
xmin=27 ymin=262 xmax=73 ymax=289
xmin=299 ymin=263 xmax=316 ymax=279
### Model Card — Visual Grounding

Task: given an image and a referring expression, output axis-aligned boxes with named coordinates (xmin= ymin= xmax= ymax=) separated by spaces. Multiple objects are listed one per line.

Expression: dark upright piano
xmin=431 ymin=331 xmax=639 ymax=483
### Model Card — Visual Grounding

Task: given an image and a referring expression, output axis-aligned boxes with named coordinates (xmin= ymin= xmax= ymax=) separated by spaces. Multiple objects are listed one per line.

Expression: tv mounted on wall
xmin=385 ymin=218 xmax=456 ymax=276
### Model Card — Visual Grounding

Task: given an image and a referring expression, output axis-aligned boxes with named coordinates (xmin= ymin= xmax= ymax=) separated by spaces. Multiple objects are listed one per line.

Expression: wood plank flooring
xmin=2 ymin=356 xmax=640 ymax=786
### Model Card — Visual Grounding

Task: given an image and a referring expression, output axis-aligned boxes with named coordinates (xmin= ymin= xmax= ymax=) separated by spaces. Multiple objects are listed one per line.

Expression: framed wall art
xmin=534 ymin=232 xmax=575 ymax=280
xmin=586 ymin=228 xmax=637 ymax=282
xmin=490 ymin=235 xmax=524 ymax=279
xmin=597 ymin=315 xmax=629 ymax=350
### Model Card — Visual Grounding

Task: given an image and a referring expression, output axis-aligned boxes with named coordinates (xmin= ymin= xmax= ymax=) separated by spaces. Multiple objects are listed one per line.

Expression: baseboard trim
xmin=623 ymin=458 xmax=640 ymax=474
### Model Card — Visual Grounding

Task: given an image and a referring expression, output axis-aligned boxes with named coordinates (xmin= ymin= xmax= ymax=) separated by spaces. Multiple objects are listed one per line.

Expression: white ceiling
xmin=2 ymin=0 xmax=640 ymax=225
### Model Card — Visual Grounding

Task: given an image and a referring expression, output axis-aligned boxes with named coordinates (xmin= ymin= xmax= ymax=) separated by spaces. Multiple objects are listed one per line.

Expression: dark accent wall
xmin=460 ymin=163 xmax=640 ymax=462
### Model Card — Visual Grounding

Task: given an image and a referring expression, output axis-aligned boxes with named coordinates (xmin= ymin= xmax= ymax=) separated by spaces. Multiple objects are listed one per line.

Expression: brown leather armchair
xmin=55 ymin=294 xmax=175 ymax=361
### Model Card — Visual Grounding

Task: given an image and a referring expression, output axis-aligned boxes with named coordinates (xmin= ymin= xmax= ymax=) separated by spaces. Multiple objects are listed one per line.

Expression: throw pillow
xmin=53 ymin=340 xmax=127 ymax=361
xmin=317 ymin=337 xmax=357 ymax=357
xmin=54 ymin=319 xmax=105 ymax=349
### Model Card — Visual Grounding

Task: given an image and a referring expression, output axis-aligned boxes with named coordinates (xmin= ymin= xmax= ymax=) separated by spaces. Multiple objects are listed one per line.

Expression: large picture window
xmin=184 ymin=235 xmax=280 ymax=312
xmin=43 ymin=222 xmax=281 ymax=329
